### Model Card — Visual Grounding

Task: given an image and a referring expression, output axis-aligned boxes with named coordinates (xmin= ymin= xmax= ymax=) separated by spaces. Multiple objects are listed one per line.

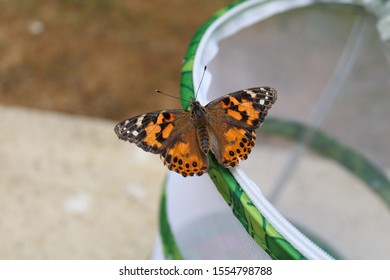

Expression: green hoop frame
xmin=159 ymin=0 xmax=390 ymax=260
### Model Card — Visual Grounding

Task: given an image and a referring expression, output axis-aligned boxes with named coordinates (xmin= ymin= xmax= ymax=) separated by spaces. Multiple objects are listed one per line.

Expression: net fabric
xmin=152 ymin=0 xmax=390 ymax=259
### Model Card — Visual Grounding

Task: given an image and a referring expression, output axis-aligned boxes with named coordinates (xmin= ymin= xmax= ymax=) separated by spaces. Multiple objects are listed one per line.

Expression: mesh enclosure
xmin=152 ymin=0 xmax=390 ymax=260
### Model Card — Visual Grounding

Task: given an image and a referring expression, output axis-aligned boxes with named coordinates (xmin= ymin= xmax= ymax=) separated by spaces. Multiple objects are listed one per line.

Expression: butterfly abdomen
xmin=197 ymin=125 xmax=210 ymax=154
xmin=190 ymin=100 xmax=210 ymax=155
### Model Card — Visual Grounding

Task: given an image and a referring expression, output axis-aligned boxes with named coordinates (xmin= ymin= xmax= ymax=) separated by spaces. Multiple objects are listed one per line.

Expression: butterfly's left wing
xmin=205 ymin=87 xmax=277 ymax=167
xmin=115 ymin=109 xmax=209 ymax=177
xmin=115 ymin=109 xmax=185 ymax=154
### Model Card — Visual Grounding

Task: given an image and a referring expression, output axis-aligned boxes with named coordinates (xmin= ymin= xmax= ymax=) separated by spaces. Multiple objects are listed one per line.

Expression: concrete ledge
xmin=0 ymin=105 xmax=165 ymax=259
xmin=1 ymin=105 xmax=389 ymax=259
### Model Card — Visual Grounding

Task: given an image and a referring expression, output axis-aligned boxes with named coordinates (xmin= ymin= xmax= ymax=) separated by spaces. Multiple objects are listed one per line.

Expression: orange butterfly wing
xmin=114 ymin=109 xmax=208 ymax=177
xmin=205 ymin=87 xmax=277 ymax=167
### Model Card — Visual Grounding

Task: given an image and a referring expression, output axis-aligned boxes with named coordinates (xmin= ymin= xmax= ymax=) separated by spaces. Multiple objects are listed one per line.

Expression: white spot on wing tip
xmin=136 ymin=115 xmax=145 ymax=126
xmin=245 ymin=89 xmax=256 ymax=97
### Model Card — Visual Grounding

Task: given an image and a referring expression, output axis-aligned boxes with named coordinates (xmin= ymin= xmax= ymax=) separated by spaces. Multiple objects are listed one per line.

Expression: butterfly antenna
xmin=195 ymin=66 xmax=207 ymax=100
xmin=155 ymin=89 xmax=189 ymax=103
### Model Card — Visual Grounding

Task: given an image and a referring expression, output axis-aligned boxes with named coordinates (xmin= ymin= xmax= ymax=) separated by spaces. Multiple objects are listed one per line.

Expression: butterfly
xmin=114 ymin=87 xmax=277 ymax=177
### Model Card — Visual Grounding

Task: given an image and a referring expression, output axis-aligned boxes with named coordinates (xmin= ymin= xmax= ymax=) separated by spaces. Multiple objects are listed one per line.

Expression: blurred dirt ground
xmin=0 ymin=0 xmax=231 ymax=259
xmin=0 ymin=0 xmax=231 ymax=120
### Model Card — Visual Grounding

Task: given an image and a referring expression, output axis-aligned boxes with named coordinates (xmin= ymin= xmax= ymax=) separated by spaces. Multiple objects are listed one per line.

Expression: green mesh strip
xmin=208 ymin=153 xmax=306 ymax=260
xmin=159 ymin=160 xmax=304 ymax=259
xmin=159 ymin=116 xmax=390 ymax=259
xmin=177 ymin=0 xmax=306 ymax=260
xmin=159 ymin=181 xmax=183 ymax=260
xmin=165 ymin=0 xmax=386 ymax=260
xmin=158 ymin=154 xmax=305 ymax=260
xmin=261 ymin=118 xmax=390 ymax=207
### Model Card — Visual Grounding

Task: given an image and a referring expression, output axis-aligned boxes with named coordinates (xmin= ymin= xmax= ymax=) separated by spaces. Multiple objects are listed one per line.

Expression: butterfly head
xmin=189 ymin=99 xmax=206 ymax=119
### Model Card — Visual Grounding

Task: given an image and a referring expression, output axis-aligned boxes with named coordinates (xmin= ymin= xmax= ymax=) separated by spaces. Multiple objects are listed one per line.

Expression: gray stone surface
xmin=1 ymin=105 xmax=389 ymax=259
xmin=0 ymin=105 xmax=165 ymax=259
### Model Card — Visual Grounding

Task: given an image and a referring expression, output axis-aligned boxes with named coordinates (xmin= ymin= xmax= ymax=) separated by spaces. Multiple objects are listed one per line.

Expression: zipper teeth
xmin=232 ymin=167 xmax=334 ymax=260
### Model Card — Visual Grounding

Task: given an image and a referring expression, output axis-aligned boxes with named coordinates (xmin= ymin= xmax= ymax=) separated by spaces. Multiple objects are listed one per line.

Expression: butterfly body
xmin=190 ymin=100 xmax=211 ymax=155
xmin=115 ymin=87 xmax=277 ymax=177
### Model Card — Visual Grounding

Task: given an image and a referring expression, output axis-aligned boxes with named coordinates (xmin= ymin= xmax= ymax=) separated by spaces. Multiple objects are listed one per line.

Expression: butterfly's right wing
xmin=205 ymin=87 xmax=277 ymax=167
xmin=114 ymin=109 xmax=208 ymax=177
